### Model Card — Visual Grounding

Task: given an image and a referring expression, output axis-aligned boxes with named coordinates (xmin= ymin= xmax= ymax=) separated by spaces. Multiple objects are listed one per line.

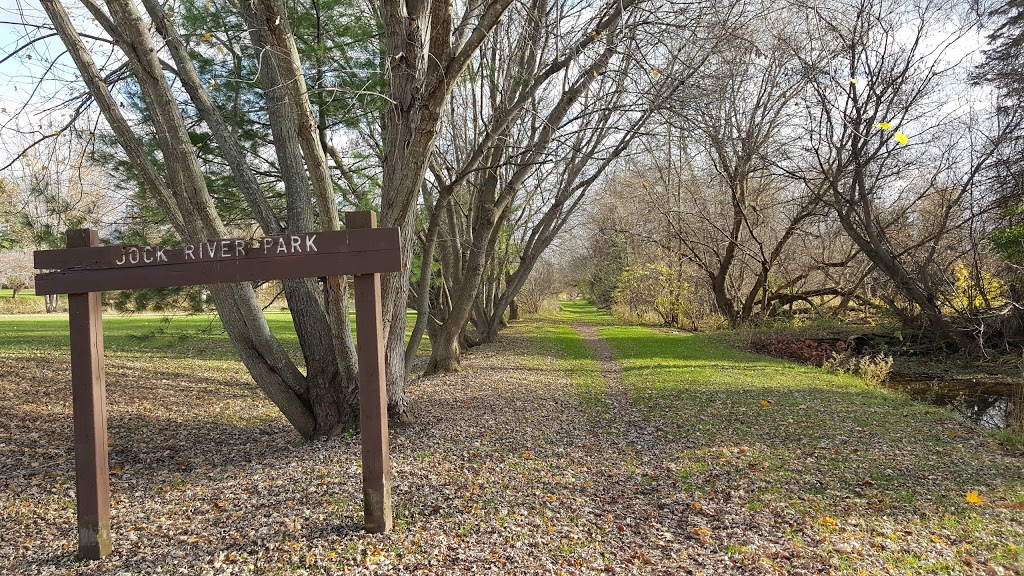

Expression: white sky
xmin=0 ymin=0 xmax=111 ymax=167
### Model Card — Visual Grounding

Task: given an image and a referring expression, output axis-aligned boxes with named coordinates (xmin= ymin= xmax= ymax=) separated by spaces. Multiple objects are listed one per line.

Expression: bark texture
xmin=43 ymin=0 xmax=360 ymax=438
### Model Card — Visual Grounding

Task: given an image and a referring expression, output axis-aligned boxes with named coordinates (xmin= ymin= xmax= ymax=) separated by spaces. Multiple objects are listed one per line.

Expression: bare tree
xmin=0 ymin=248 xmax=34 ymax=299
xmin=793 ymin=0 xmax=1007 ymax=348
xmin=410 ymin=0 xmax=722 ymax=372
xmin=372 ymin=0 xmax=515 ymax=416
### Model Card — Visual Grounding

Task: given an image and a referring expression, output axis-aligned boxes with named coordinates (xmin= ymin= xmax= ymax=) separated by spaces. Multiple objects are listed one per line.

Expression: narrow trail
xmin=569 ymin=321 xmax=667 ymax=452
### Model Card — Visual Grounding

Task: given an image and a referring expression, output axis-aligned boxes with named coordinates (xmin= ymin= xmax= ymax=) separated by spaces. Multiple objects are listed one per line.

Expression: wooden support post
xmin=66 ymin=228 xmax=111 ymax=559
xmin=345 ymin=211 xmax=394 ymax=533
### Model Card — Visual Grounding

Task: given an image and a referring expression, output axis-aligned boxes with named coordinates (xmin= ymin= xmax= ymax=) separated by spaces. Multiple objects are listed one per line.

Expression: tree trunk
xmin=426 ymin=212 xmax=492 ymax=373
xmin=282 ymin=278 xmax=359 ymax=436
xmin=44 ymin=0 xmax=358 ymax=440
xmin=379 ymin=210 xmax=417 ymax=419
xmin=834 ymin=201 xmax=969 ymax=349
xmin=377 ymin=5 xmax=444 ymax=420
xmin=210 ymin=284 xmax=317 ymax=438
xmin=405 ymin=185 xmax=454 ymax=373
xmin=711 ymin=272 xmax=739 ymax=327
xmin=1011 ymin=379 xmax=1024 ymax=437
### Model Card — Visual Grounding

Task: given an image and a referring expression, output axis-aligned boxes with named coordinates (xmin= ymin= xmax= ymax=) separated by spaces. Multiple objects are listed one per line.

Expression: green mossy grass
xmin=557 ymin=302 xmax=1021 ymax=573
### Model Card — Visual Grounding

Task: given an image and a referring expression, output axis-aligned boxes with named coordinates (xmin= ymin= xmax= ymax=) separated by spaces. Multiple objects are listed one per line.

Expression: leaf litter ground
xmin=1 ymin=307 xmax=1021 ymax=575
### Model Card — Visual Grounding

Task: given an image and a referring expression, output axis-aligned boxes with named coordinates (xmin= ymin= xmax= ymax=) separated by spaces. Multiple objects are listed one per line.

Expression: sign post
xmin=347 ymin=211 xmax=393 ymax=533
xmin=34 ymin=212 xmax=399 ymax=559
xmin=66 ymin=228 xmax=112 ymax=559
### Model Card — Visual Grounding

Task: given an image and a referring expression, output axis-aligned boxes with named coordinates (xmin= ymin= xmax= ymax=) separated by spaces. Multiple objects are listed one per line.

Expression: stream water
xmin=884 ymin=378 xmax=1018 ymax=430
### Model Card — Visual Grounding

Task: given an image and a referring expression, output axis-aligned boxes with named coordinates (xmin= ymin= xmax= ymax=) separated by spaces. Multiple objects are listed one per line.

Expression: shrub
xmin=855 ymin=353 xmax=894 ymax=386
xmin=613 ymin=263 xmax=693 ymax=328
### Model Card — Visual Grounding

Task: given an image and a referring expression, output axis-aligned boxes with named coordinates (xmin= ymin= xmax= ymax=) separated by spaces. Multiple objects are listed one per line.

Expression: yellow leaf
xmin=894 ymin=131 xmax=908 ymax=145
xmin=205 ymin=1 xmax=213 ymax=8
xmin=201 ymin=33 xmax=212 ymax=42
xmin=965 ymin=490 xmax=986 ymax=505
xmin=873 ymin=122 xmax=892 ymax=130
xmin=652 ymin=68 xmax=660 ymax=78
xmin=110 ymin=466 xmax=123 ymax=474
xmin=849 ymin=78 xmax=857 ymax=85
xmin=760 ymin=399 xmax=773 ymax=407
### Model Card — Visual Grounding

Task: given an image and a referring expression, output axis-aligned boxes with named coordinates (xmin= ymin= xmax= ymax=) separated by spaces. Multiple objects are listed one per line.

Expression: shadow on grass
xmin=591 ymin=319 xmax=1022 ymax=540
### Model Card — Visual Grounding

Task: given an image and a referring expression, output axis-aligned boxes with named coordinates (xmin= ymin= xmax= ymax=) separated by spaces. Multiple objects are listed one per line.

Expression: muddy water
xmin=884 ymin=378 xmax=1019 ymax=430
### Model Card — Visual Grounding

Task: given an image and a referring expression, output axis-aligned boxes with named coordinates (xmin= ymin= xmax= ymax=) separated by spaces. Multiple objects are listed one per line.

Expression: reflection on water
xmin=885 ymin=379 xmax=1017 ymax=430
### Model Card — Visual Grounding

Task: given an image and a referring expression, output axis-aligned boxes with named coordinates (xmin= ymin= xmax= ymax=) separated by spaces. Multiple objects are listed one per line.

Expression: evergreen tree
xmin=978 ymin=2 xmax=1024 ymax=268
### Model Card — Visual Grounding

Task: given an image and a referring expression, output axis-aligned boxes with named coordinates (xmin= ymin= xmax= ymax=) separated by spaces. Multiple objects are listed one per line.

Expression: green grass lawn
xmin=2 ymin=299 xmax=1020 ymax=573
xmin=554 ymin=299 xmax=622 ymax=325
xmin=560 ymin=302 xmax=1023 ymax=572
xmin=0 ymin=288 xmax=43 ymax=300
xmin=0 ymin=311 xmax=421 ymax=360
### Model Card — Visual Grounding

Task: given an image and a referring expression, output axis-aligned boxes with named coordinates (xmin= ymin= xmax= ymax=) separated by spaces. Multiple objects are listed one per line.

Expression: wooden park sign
xmin=33 ymin=212 xmax=399 ymax=560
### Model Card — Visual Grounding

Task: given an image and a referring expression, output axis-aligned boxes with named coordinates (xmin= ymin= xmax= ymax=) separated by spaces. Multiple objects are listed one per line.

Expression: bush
xmin=613 ymin=263 xmax=693 ymax=328
xmin=855 ymin=353 xmax=894 ymax=386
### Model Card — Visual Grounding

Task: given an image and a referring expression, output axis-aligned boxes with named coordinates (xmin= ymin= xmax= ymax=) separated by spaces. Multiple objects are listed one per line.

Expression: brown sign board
xmin=34 ymin=229 xmax=400 ymax=295
xmin=35 ymin=216 xmax=397 ymax=561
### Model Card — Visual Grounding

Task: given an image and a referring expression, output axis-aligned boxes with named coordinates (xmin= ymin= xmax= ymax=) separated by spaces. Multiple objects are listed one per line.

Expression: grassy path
xmin=1 ymin=303 xmax=1021 ymax=574
xmin=559 ymin=301 xmax=1023 ymax=574
xmin=567 ymin=322 xmax=635 ymax=433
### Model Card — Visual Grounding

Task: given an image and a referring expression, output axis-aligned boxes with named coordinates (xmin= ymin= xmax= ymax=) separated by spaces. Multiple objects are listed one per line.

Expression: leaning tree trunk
xmin=239 ymin=0 xmax=361 ymax=435
xmin=43 ymin=0 xmax=358 ymax=440
xmin=834 ymin=197 xmax=970 ymax=350
xmin=426 ymin=206 xmax=494 ymax=374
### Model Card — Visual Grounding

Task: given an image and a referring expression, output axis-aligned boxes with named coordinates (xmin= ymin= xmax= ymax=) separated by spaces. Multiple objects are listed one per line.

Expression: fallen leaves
xmin=965 ymin=490 xmax=986 ymax=505
xmin=1 ymin=317 xmax=1022 ymax=575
